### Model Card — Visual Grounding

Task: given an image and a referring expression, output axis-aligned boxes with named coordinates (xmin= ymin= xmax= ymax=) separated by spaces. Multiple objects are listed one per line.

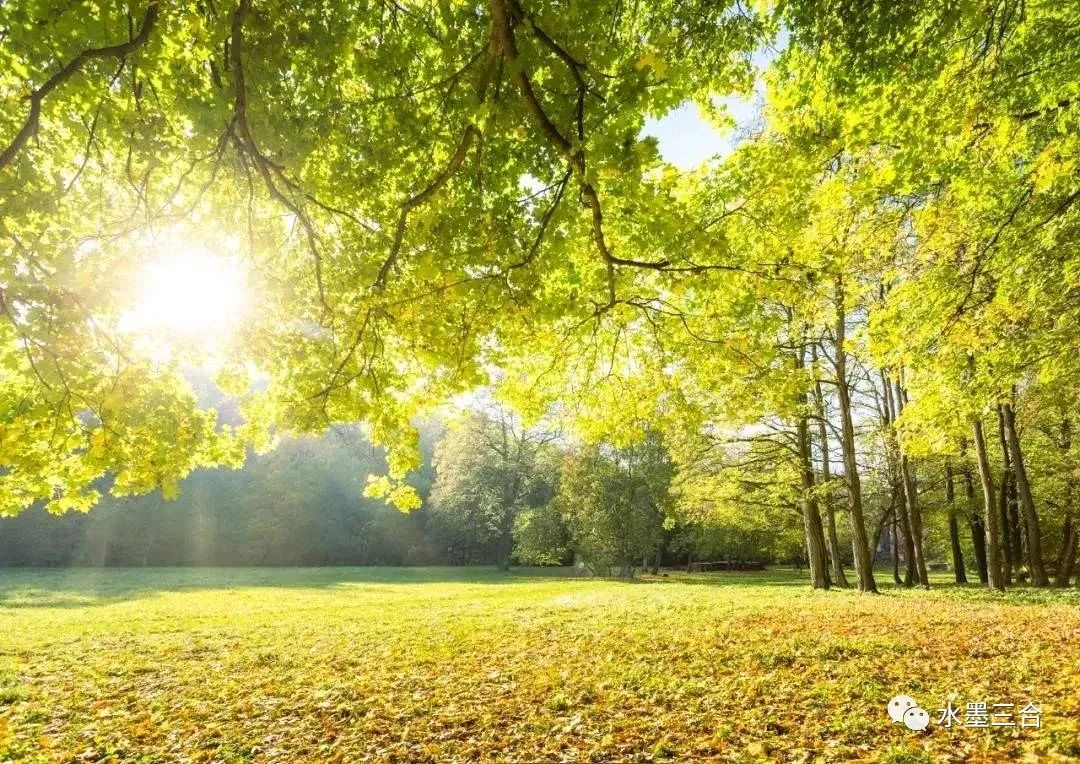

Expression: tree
xmin=513 ymin=503 xmax=570 ymax=567
xmin=555 ymin=432 xmax=670 ymax=578
xmin=428 ymin=406 xmax=555 ymax=569
xmin=944 ymin=461 xmax=968 ymax=584
xmin=0 ymin=0 xmax=768 ymax=515
xmin=2 ymin=0 xmax=1077 ymax=596
xmin=811 ymin=345 xmax=848 ymax=587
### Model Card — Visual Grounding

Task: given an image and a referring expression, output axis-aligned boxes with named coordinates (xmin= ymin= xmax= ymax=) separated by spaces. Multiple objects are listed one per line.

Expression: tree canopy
xmin=2 ymin=1 xmax=1077 ymax=589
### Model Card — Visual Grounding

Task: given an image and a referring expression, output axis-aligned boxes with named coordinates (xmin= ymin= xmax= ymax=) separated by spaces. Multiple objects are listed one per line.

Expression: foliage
xmin=1 ymin=0 xmax=1078 ymax=594
xmin=428 ymin=406 xmax=557 ymax=567
xmin=554 ymin=432 xmax=671 ymax=577
xmin=0 ymin=0 xmax=767 ymax=514
xmin=512 ymin=504 xmax=569 ymax=566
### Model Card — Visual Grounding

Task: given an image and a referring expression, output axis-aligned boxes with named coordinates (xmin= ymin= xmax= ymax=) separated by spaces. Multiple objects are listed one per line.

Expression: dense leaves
xmin=1 ymin=2 xmax=1077 ymax=592
xmin=0 ymin=0 xmax=766 ymax=514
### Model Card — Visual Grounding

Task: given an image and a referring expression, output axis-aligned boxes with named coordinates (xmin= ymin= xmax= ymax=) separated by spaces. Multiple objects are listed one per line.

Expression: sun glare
xmin=121 ymin=241 xmax=251 ymax=348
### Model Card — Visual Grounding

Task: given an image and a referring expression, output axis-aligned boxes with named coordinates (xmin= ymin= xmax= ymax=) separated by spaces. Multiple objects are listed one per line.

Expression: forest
xmin=0 ymin=1 xmax=1078 ymax=760
xmin=1 ymin=0 xmax=1077 ymax=592
xmin=0 ymin=402 xmax=792 ymax=572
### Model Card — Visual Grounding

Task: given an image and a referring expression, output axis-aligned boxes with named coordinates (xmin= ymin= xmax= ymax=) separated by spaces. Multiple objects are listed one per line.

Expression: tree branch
xmin=0 ymin=2 xmax=160 ymax=171
xmin=229 ymin=0 xmax=330 ymax=313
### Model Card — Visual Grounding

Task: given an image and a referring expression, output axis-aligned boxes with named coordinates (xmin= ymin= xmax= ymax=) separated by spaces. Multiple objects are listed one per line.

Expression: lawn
xmin=0 ymin=567 xmax=1077 ymax=763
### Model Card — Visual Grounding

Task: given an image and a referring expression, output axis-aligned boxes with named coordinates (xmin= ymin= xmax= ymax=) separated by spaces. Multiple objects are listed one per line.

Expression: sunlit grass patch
xmin=0 ymin=567 xmax=1076 ymax=762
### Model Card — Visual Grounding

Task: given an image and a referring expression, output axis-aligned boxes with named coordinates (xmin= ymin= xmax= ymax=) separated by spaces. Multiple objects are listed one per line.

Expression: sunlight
xmin=120 ymin=238 xmax=251 ymax=348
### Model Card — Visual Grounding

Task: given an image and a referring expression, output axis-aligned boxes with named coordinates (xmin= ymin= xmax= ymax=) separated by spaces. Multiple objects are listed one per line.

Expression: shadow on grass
xmin=6 ymin=566 xmax=1068 ymax=610
xmin=0 ymin=565 xmax=606 ymax=609
xmin=0 ymin=566 xmax=812 ymax=609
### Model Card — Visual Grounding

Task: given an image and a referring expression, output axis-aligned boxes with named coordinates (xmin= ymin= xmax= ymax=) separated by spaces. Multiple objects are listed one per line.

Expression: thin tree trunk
xmin=972 ymin=417 xmax=1005 ymax=591
xmin=869 ymin=508 xmax=892 ymax=565
xmin=945 ymin=461 xmax=967 ymax=583
xmin=995 ymin=406 xmax=1016 ymax=583
xmin=833 ymin=281 xmax=876 ymax=592
xmin=1001 ymin=400 xmax=1049 ymax=586
xmin=891 ymin=510 xmax=902 ymax=585
xmin=897 ymin=481 xmax=916 ymax=585
xmin=892 ymin=377 xmax=929 ymax=588
xmin=1055 ymin=420 xmax=1076 ymax=587
xmin=1058 ymin=512 xmax=1077 ymax=587
xmin=1007 ymin=476 xmax=1024 ymax=580
xmin=813 ymin=346 xmax=848 ymax=587
xmin=963 ymin=464 xmax=989 ymax=584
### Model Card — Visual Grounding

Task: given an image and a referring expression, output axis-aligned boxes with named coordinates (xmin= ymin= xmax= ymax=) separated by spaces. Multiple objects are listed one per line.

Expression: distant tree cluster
xmin=0 ymin=425 xmax=442 ymax=567
xmin=428 ymin=408 xmax=778 ymax=577
xmin=0 ymin=405 xmax=762 ymax=575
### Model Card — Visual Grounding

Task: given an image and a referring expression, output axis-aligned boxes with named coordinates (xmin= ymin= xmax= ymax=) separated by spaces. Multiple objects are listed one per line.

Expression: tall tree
xmin=831 ymin=278 xmax=877 ymax=593
xmin=429 ymin=407 xmax=556 ymax=570
xmin=795 ymin=340 xmax=830 ymax=590
xmin=944 ymin=461 xmax=968 ymax=584
xmin=972 ymin=415 xmax=1006 ymax=592
xmin=962 ymin=459 xmax=989 ymax=585
xmin=1000 ymin=399 xmax=1049 ymax=586
xmin=890 ymin=376 xmax=929 ymax=588
xmin=812 ymin=345 xmax=848 ymax=587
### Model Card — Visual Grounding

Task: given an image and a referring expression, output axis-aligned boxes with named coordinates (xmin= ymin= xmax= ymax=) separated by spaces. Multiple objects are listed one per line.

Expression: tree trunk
xmin=995 ymin=406 xmax=1016 ymax=583
xmin=891 ymin=510 xmax=902 ymax=585
xmin=799 ymin=345 xmax=829 ymax=592
xmin=1055 ymin=421 xmax=1075 ymax=587
xmin=1002 ymin=477 xmax=1019 ymax=579
xmin=1001 ymin=400 xmax=1049 ymax=586
xmin=892 ymin=377 xmax=929 ymax=588
xmin=1057 ymin=513 xmax=1077 ymax=587
xmin=882 ymin=373 xmax=916 ymax=585
xmin=945 ymin=462 xmax=967 ymax=584
xmin=972 ymin=417 xmax=1005 ymax=591
xmin=812 ymin=348 xmax=848 ymax=587
xmin=897 ymin=482 xmax=916 ymax=585
xmin=798 ymin=484 xmax=830 ymax=589
xmin=833 ymin=279 xmax=877 ymax=592
xmin=963 ymin=464 xmax=989 ymax=584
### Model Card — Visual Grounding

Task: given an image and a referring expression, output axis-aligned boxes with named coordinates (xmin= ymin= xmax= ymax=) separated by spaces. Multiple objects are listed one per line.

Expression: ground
xmin=0 ymin=568 xmax=1077 ymax=763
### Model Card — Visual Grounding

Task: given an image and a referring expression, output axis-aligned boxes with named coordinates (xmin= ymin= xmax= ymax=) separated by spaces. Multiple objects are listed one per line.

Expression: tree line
xmin=0 ymin=404 xmax=780 ymax=574
xmin=0 ymin=2 xmax=1076 ymax=591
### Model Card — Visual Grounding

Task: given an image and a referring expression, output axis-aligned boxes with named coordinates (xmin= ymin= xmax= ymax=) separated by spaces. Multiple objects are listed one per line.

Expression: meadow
xmin=0 ymin=567 xmax=1077 ymax=763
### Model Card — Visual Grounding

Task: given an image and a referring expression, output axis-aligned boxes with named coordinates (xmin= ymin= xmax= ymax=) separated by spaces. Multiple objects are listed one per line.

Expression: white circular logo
xmin=888 ymin=694 xmax=918 ymax=723
xmin=903 ymin=706 xmax=930 ymax=731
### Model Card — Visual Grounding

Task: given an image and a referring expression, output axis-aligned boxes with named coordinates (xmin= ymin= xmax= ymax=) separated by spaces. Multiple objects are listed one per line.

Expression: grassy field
xmin=0 ymin=567 xmax=1077 ymax=763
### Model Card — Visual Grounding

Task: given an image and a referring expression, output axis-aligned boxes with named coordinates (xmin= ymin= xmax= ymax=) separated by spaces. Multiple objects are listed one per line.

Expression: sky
xmin=640 ymin=30 xmax=787 ymax=168
xmin=642 ymin=95 xmax=763 ymax=168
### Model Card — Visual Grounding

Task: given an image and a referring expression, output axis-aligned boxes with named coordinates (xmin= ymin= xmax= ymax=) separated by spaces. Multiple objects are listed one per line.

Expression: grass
xmin=0 ymin=567 xmax=1077 ymax=763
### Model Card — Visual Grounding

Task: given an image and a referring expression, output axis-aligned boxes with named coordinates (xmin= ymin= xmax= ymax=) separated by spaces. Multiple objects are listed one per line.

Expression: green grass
xmin=0 ymin=567 xmax=1077 ymax=762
